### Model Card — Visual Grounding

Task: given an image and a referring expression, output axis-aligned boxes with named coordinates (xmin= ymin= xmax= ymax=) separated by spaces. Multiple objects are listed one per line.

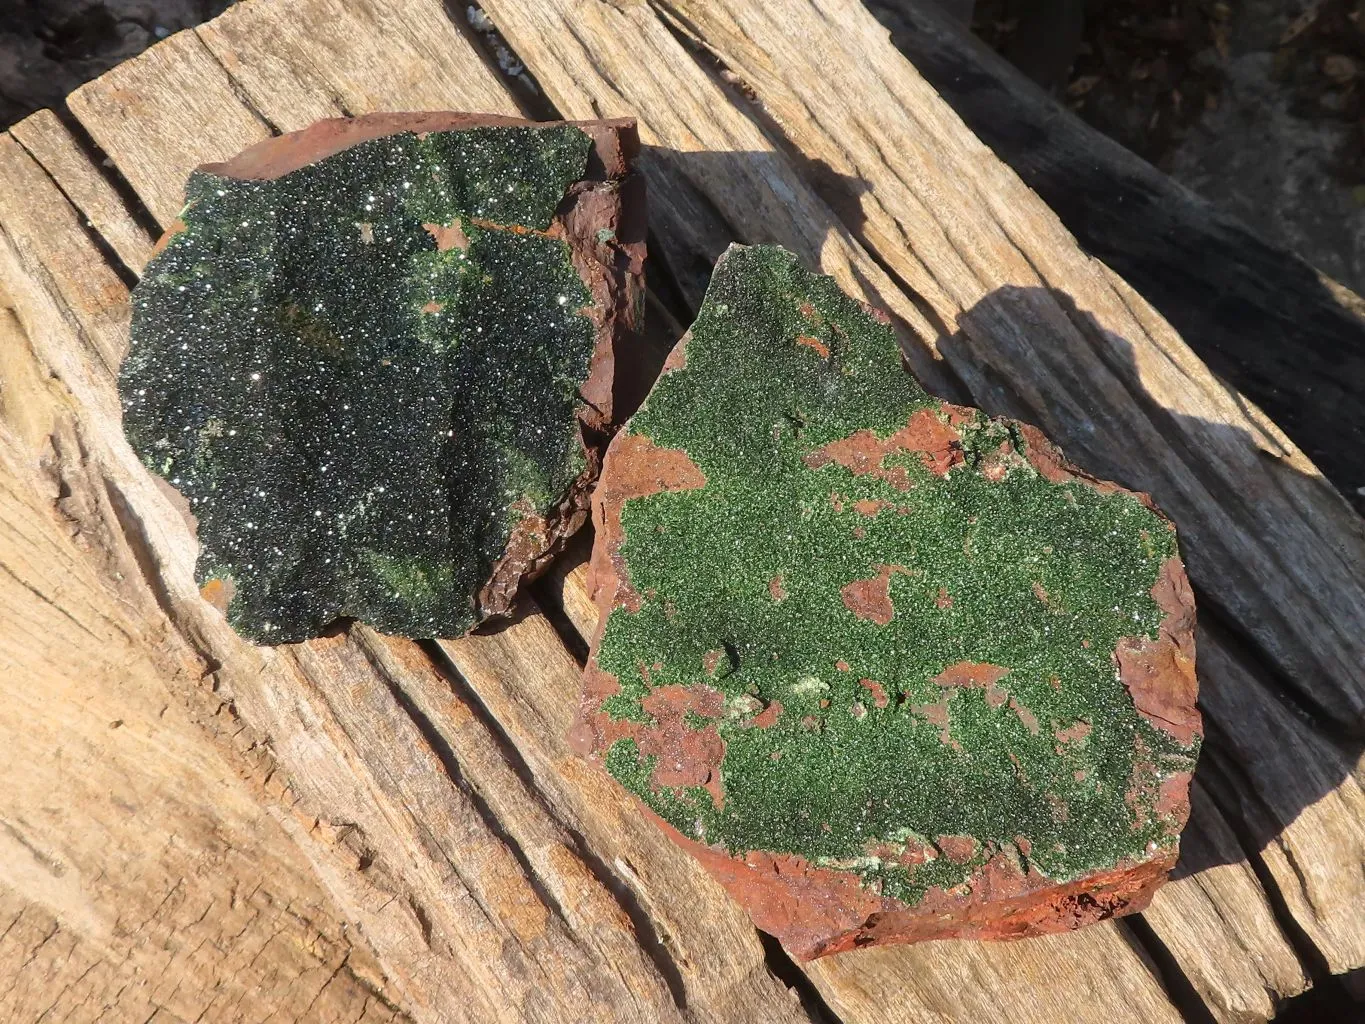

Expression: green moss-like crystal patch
xmin=124 ymin=124 xmax=598 ymax=642
xmin=590 ymin=244 xmax=1198 ymax=906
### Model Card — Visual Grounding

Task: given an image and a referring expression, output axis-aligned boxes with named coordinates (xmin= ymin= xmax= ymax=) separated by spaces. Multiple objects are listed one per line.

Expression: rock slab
xmin=122 ymin=112 xmax=645 ymax=643
xmin=577 ymin=244 xmax=1201 ymax=959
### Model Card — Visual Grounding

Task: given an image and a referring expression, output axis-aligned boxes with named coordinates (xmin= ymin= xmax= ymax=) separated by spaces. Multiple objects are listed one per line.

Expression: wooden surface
xmin=0 ymin=0 xmax=1361 ymax=1021
xmin=865 ymin=0 xmax=1365 ymax=515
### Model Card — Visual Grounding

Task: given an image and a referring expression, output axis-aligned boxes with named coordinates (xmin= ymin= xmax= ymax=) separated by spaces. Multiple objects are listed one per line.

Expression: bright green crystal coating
xmin=123 ymin=125 xmax=597 ymax=642
xmin=591 ymin=244 xmax=1197 ymax=905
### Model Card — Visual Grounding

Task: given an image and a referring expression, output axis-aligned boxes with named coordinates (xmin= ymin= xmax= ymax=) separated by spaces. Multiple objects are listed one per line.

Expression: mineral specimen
xmin=123 ymin=113 xmax=644 ymax=643
xmin=576 ymin=244 xmax=1200 ymax=959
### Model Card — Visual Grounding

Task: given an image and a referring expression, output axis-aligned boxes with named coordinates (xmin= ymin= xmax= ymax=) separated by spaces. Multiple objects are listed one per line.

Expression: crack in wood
xmin=1121 ymin=915 xmax=1219 ymax=1024
xmin=356 ymin=634 xmax=575 ymax=932
xmin=2 ymin=0 xmax=1361 ymax=1020
xmin=7 ymin=128 xmax=140 ymax=289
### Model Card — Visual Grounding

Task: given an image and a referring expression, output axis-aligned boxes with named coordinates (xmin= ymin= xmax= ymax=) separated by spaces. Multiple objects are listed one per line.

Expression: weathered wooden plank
xmin=2 ymin=9 xmax=820 ymax=1022
xmin=196 ymin=0 xmax=518 ymax=128
xmin=4 ymin=0 xmax=1355 ymax=1020
xmin=467 ymin=0 xmax=968 ymax=402
xmin=275 ymin=628 xmax=686 ymax=1024
xmin=65 ymin=30 xmax=271 ymax=226
xmin=1142 ymin=782 xmax=1310 ymax=1022
xmin=1192 ymin=628 xmax=1365 ymax=976
xmin=0 ymin=142 xmax=703 ymax=1024
xmin=474 ymin=0 xmax=1351 ymax=1010
xmin=0 ymin=251 xmax=403 ymax=1022
xmin=560 ymin=0 xmax=1365 ymax=981
xmin=8 ymin=109 xmax=156 ymax=274
xmin=806 ymin=926 xmax=1178 ymax=1024
xmin=866 ymin=0 xmax=1365 ymax=512
xmin=0 ymin=135 xmax=130 ymax=378
xmin=439 ymin=618 xmax=819 ymax=1024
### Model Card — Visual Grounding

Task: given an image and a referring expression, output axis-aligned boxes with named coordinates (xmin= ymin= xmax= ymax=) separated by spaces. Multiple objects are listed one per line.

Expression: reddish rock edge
xmin=575 ymin=330 xmax=1200 ymax=960
xmin=175 ymin=112 xmax=646 ymax=620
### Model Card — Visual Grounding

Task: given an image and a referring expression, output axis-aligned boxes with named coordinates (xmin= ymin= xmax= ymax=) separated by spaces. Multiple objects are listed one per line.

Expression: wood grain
xmin=805 ymin=926 xmax=1179 ymax=1024
xmin=0 ymin=144 xmax=700 ymax=1024
xmin=867 ymin=0 xmax=1365 ymax=512
xmin=0 ymin=135 xmax=131 ymax=378
xmin=1141 ymin=783 xmax=1310 ymax=1022
xmin=439 ymin=617 xmax=817 ymax=1024
xmin=0 ymin=5 xmax=811 ymax=1021
xmin=66 ymin=30 xmax=271 ymax=226
xmin=196 ymin=0 xmax=520 ymax=131
xmin=2 ymin=0 xmax=1362 ymax=1019
xmin=8 ymin=109 xmax=156 ymax=274
xmin=470 ymin=0 xmax=966 ymax=402
xmin=478 ymin=0 xmax=1361 ymax=1007
xmin=0 ymin=188 xmax=404 ymax=1022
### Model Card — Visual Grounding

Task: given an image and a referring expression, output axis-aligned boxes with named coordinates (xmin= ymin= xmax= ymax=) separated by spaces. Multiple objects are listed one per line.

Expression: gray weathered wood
xmin=2 ymin=0 xmax=1362 ymax=1019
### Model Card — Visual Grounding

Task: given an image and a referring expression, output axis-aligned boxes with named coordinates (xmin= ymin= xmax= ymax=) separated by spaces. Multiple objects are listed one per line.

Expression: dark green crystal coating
xmin=124 ymin=125 xmax=597 ymax=642
xmin=593 ymin=245 xmax=1197 ymax=905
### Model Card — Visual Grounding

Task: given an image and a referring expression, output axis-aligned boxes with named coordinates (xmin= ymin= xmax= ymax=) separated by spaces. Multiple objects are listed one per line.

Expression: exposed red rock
xmin=1055 ymin=719 xmax=1093 ymax=745
xmin=643 ymin=807 xmax=1177 ymax=960
xmin=746 ymin=701 xmax=784 ymax=730
xmin=582 ymin=405 xmax=1201 ymax=960
xmin=1116 ymin=557 xmax=1201 ymax=746
xmin=796 ymin=334 xmax=832 ymax=358
xmin=840 ymin=564 xmax=907 ymax=625
xmin=638 ymin=685 xmax=727 ymax=809
xmin=571 ymin=431 xmax=707 ymax=760
xmin=804 ymin=404 xmax=968 ymax=488
xmin=937 ymin=835 xmax=980 ymax=863
xmin=852 ymin=498 xmax=890 ymax=517
xmin=423 ymin=219 xmax=470 ymax=252
xmin=859 ymin=678 xmax=890 ymax=709
xmin=932 ymin=661 xmax=1011 ymax=688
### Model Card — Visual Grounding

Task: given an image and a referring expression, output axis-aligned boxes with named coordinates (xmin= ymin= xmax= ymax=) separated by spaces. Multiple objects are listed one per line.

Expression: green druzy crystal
xmin=123 ymin=124 xmax=602 ymax=642
xmin=585 ymin=245 xmax=1199 ymax=912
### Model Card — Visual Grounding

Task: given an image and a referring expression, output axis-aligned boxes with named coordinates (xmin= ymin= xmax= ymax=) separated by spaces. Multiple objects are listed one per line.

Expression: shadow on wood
xmin=1274 ymin=965 xmax=1365 ymax=1020
xmin=867 ymin=0 xmax=1365 ymax=515
xmin=560 ymin=135 xmax=1365 ymax=897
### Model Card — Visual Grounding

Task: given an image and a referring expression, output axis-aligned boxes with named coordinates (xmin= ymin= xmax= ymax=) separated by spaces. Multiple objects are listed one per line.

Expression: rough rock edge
xmin=575 ymin=258 xmax=1200 ymax=959
xmin=162 ymin=111 xmax=646 ymax=629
